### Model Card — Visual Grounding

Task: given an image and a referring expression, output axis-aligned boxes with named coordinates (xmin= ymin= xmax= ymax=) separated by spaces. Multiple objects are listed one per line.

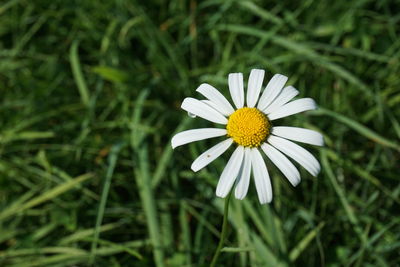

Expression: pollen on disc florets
xmin=226 ymin=107 xmax=271 ymax=147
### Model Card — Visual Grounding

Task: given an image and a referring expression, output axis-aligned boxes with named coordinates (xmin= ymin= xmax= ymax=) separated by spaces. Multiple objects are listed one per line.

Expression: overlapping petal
xmin=216 ymin=146 xmax=245 ymax=198
xmin=234 ymin=148 xmax=252 ymax=200
xmin=267 ymin=135 xmax=321 ymax=176
xmin=263 ymin=86 xmax=299 ymax=114
xmin=268 ymin=98 xmax=316 ymax=120
xmin=197 ymin=83 xmax=235 ymax=116
xmin=272 ymin=126 xmax=324 ymax=146
xmin=257 ymin=74 xmax=288 ymax=111
xmin=250 ymin=148 xmax=272 ymax=204
xmin=181 ymin=97 xmax=228 ymax=124
xmin=261 ymin=143 xmax=300 ymax=186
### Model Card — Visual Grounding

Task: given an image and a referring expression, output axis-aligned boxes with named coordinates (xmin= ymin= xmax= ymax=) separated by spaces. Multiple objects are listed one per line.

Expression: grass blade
xmin=0 ymin=173 xmax=93 ymax=221
xmin=314 ymin=108 xmax=400 ymax=151
xmin=289 ymin=222 xmax=325 ymax=261
xmin=90 ymin=143 xmax=123 ymax=263
xmin=70 ymin=40 xmax=90 ymax=107
xmin=321 ymin=150 xmax=367 ymax=245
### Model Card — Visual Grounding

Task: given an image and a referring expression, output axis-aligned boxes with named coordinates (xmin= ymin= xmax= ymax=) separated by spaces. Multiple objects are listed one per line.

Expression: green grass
xmin=0 ymin=0 xmax=399 ymax=266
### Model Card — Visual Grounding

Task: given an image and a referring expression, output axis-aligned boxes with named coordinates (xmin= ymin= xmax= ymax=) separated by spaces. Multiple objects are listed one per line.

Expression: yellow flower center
xmin=226 ymin=107 xmax=271 ymax=147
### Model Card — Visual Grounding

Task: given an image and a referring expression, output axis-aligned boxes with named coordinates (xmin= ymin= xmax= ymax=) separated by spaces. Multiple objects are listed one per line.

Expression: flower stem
xmin=210 ymin=192 xmax=232 ymax=267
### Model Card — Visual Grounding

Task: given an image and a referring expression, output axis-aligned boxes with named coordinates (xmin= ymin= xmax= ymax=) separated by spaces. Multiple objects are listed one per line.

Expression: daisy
xmin=171 ymin=69 xmax=323 ymax=204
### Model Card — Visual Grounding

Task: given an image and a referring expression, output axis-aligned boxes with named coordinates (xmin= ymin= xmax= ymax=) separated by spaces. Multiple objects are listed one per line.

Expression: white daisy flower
xmin=171 ymin=69 xmax=324 ymax=204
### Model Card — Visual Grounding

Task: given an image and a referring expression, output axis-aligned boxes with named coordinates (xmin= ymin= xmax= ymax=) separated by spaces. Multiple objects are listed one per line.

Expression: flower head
xmin=171 ymin=69 xmax=323 ymax=204
xmin=226 ymin=107 xmax=271 ymax=147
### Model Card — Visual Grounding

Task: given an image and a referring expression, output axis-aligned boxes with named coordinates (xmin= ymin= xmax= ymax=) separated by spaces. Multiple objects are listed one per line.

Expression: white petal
xmin=228 ymin=73 xmax=244 ymax=109
xmin=246 ymin=69 xmax=265 ymax=108
xmin=257 ymin=74 xmax=288 ymax=111
xmin=201 ymin=100 xmax=223 ymax=114
xmin=261 ymin=143 xmax=300 ymax=187
xmin=191 ymin=138 xmax=233 ymax=172
xmin=267 ymin=135 xmax=321 ymax=176
xmin=216 ymin=146 xmax=245 ymax=198
xmin=250 ymin=148 xmax=273 ymax=204
xmin=181 ymin=97 xmax=228 ymax=124
xmin=272 ymin=126 xmax=324 ymax=146
xmin=263 ymin=86 xmax=299 ymax=114
xmin=196 ymin=83 xmax=235 ymax=116
xmin=234 ymin=148 xmax=252 ymax=200
xmin=187 ymin=112 xmax=197 ymax=118
xmin=171 ymin=128 xmax=227 ymax=149
xmin=268 ymin=98 xmax=316 ymax=120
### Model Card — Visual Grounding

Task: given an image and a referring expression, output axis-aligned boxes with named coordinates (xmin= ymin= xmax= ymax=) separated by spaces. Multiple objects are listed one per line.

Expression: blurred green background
xmin=0 ymin=0 xmax=399 ymax=266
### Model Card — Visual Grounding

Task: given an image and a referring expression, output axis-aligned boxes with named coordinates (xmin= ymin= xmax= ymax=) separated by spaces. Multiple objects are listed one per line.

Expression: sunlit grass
xmin=0 ymin=0 xmax=399 ymax=266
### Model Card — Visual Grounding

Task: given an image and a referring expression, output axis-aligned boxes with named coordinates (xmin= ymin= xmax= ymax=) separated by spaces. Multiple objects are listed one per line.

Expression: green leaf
xmin=91 ymin=66 xmax=129 ymax=83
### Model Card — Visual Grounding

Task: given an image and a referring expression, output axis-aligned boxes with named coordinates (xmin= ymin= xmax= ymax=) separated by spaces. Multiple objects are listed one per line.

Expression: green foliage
xmin=0 ymin=0 xmax=399 ymax=266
